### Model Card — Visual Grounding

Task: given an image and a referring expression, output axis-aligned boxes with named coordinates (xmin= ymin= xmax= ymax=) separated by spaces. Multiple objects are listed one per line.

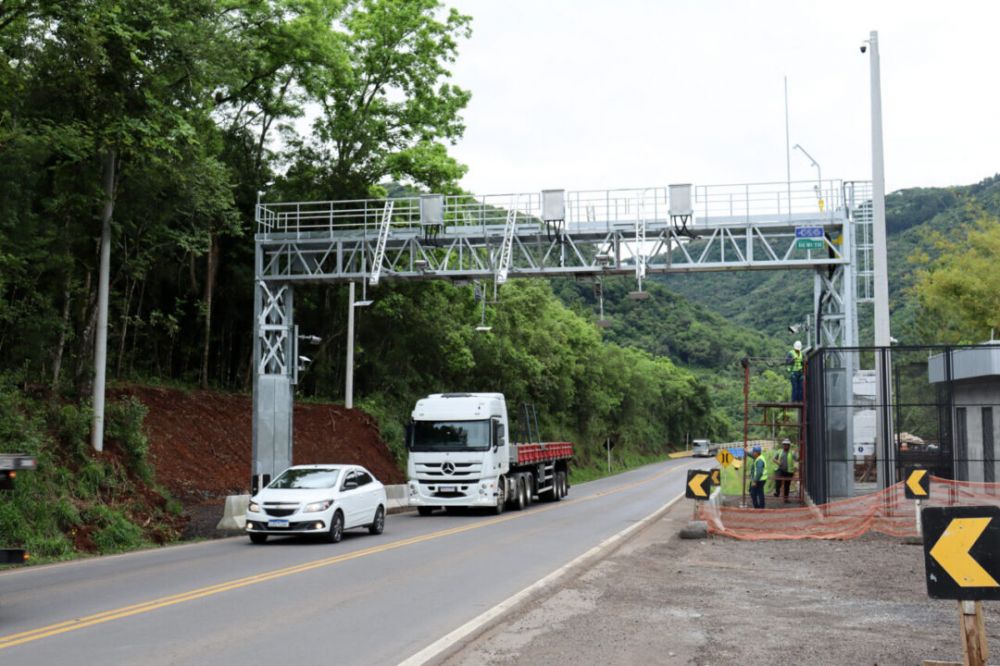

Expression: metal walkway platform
xmin=256 ymin=181 xmax=856 ymax=284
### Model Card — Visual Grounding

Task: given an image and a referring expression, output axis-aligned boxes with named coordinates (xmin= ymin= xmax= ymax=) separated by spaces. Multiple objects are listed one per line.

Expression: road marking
xmin=0 ymin=460 xmax=694 ymax=651
xmin=397 ymin=489 xmax=689 ymax=666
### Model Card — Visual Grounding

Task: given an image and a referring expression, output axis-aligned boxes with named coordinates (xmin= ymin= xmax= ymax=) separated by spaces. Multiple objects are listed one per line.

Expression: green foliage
xmin=105 ymin=397 xmax=152 ymax=482
xmin=339 ymin=280 xmax=721 ymax=464
xmin=85 ymin=505 xmax=145 ymax=555
xmin=910 ymin=215 xmax=1000 ymax=342
xmin=0 ymin=384 xmax=179 ymax=563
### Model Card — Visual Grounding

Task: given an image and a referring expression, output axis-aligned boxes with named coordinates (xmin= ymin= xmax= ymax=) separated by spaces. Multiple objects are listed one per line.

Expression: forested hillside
xmin=0 ymin=0 xmax=723 ymax=535
xmin=668 ymin=175 xmax=1000 ymax=344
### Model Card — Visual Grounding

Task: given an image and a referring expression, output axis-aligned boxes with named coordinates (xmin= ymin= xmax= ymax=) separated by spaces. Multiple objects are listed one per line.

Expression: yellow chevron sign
xmin=930 ymin=518 xmax=998 ymax=588
xmin=922 ymin=506 xmax=1000 ymax=600
xmin=686 ymin=471 xmax=710 ymax=499
xmin=905 ymin=468 xmax=929 ymax=499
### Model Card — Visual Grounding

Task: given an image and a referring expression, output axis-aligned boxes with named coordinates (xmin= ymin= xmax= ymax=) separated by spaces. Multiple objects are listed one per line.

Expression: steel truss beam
xmin=251 ymin=181 xmax=869 ymax=487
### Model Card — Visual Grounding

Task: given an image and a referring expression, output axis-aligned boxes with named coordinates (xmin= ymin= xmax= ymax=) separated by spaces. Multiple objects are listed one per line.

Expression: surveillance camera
xmin=859 ymin=44 xmax=867 ymax=54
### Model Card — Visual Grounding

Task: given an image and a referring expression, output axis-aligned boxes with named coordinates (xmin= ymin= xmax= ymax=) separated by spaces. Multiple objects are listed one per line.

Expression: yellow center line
xmin=0 ymin=460 xmax=691 ymax=650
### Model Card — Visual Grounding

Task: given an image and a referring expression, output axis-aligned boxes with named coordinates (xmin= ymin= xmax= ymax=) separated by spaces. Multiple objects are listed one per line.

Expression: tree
xmin=910 ymin=216 xmax=1000 ymax=343
xmin=281 ymin=0 xmax=472 ymax=199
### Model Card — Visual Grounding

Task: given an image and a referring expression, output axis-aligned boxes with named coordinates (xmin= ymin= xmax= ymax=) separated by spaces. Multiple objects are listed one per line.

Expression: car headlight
xmin=248 ymin=502 xmax=260 ymax=513
xmin=302 ymin=500 xmax=334 ymax=513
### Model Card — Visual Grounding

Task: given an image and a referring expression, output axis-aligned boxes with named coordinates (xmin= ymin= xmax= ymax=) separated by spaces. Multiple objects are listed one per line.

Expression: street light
xmin=792 ymin=144 xmax=823 ymax=209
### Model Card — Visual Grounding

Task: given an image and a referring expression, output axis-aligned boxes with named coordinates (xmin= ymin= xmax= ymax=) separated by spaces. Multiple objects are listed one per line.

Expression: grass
xmin=0 ymin=379 xmax=184 ymax=567
xmin=570 ymin=450 xmax=674 ymax=485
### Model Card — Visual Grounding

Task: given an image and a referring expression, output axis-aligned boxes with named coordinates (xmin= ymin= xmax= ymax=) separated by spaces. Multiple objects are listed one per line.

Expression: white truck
xmin=406 ymin=393 xmax=573 ymax=515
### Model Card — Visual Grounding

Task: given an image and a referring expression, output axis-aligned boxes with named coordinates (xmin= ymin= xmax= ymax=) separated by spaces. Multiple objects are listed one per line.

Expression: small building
xmin=929 ymin=342 xmax=1000 ymax=483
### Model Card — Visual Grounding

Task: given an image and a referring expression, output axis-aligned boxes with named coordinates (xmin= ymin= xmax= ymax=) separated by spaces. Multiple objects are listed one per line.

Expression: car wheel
xmin=491 ymin=478 xmax=506 ymax=515
xmin=369 ymin=506 xmax=385 ymax=535
xmin=326 ymin=510 xmax=344 ymax=543
xmin=417 ymin=506 xmax=434 ymax=516
xmin=249 ymin=532 xmax=267 ymax=544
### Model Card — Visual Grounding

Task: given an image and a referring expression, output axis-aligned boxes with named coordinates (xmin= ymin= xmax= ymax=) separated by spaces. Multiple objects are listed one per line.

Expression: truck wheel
xmin=491 ymin=478 xmax=506 ymax=515
xmin=249 ymin=532 xmax=267 ymax=544
xmin=524 ymin=477 xmax=534 ymax=506
xmin=512 ymin=477 xmax=527 ymax=511
xmin=417 ymin=506 xmax=434 ymax=516
xmin=558 ymin=471 xmax=568 ymax=498
xmin=551 ymin=473 xmax=563 ymax=502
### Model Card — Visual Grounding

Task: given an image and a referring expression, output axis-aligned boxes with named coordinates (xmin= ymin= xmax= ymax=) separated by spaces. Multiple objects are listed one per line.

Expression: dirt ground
xmin=442 ymin=498 xmax=1000 ymax=666
xmin=113 ymin=385 xmax=403 ymax=538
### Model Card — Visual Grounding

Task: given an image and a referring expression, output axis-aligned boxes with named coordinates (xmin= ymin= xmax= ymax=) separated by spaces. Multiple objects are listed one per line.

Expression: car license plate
xmin=267 ymin=519 xmax=289 ymax=528
xmin=438 ymin=486 xmax=456 ymax=493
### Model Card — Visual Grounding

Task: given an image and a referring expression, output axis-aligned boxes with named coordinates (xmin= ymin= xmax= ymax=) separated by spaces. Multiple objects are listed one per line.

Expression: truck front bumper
xmin=408 ymin=479 xmax=499 ymax=508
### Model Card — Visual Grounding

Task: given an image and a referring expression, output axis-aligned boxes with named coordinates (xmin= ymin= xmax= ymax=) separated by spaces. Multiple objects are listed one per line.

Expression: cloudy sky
xmin=446 ymin=1 xmax=1000 ymax=196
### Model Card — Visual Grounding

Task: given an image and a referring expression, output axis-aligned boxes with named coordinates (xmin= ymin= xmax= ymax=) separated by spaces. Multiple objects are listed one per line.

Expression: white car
xmin=245 ymin=465 xmax=387 ymax=544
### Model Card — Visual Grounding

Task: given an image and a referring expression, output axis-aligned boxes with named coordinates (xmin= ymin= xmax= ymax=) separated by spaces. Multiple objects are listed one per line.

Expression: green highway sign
xmin=796 ymin=238 xmax=824 ymax=250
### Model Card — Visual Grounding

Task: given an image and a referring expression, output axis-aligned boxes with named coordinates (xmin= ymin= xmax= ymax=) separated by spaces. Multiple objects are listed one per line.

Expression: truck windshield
xmin=411 ymin=420 xmax=491 ymax=452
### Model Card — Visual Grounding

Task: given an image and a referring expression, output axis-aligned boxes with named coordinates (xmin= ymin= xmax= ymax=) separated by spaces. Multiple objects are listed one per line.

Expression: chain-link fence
xmin=804 ymin=344 xmax=1000 ymax=505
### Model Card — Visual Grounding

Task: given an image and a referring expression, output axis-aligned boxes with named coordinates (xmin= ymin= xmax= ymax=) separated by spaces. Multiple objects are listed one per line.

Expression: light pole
xmin=344 ymin=281 xmax=373 ymax=410
xmin=792 ymin=144 xmax=823 ymax=209
xmin=864 ymin=30 xmax=894 ymax=487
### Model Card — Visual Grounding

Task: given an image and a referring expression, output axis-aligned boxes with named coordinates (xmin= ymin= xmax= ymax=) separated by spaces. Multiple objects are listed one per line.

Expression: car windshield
xmin=411 ymin=420 xmax=490 ymax=452
xmin=268 ymin=468 xmax=340 ymax=490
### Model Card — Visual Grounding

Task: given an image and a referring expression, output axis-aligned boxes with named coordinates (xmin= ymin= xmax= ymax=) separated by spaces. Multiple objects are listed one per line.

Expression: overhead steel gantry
xmin=251 ymin=180 xmax=873 ymax=490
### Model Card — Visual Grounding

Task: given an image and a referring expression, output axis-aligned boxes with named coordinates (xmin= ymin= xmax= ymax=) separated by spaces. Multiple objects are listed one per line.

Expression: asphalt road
xmin=0 ymin=457 xmax=702 ymax=665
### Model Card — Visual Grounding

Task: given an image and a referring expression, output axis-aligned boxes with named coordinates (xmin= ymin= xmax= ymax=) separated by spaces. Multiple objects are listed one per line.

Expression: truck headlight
xmin=248 ymin=502 xmax=260 ymax=513
xmin=302 ymin=500 xmax=334 ymax=513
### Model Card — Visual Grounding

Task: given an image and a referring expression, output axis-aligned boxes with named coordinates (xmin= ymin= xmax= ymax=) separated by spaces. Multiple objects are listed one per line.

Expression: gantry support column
xmin=252 ymin=246 xmax=295 ymax=493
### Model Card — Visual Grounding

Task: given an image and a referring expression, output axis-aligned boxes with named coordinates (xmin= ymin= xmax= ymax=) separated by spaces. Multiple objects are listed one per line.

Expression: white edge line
xmin=396 ymin=489 xmax=688 ymax=666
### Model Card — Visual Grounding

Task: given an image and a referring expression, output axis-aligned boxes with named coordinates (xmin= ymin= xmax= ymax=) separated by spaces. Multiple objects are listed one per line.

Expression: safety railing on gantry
xmin=256 ymin=180 xmax=848 ymax=239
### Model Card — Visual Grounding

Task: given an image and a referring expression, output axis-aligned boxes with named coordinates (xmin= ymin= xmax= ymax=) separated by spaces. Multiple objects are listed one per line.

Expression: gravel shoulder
xmin=440 ymin=497 xmax=1000 ymax=666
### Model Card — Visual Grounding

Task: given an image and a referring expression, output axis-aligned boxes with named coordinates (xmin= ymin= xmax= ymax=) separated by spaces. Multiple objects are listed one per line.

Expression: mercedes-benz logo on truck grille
xmin=441 ymin=462 xmax=456 ymax=474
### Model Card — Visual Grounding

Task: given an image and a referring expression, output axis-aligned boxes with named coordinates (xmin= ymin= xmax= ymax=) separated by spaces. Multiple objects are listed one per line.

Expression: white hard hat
xmin=793 ymin=340 xmax=802 ymax=351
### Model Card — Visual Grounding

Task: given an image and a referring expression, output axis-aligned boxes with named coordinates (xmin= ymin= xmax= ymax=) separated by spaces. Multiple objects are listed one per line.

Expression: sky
xmin=445 ymin=0 xmax=1000 ymax=196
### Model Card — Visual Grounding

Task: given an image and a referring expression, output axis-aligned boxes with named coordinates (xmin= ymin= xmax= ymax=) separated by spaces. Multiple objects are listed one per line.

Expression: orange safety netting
xmin=698 ymin=476 xmax=1000 ymax=540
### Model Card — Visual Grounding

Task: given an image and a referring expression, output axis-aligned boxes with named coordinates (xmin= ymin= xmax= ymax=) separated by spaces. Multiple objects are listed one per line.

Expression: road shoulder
xmin=439 ymin=495 xmax=998 ymax=666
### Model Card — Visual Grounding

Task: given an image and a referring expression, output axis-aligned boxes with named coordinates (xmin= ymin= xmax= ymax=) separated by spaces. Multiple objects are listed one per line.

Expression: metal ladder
xmin=369 ymin=200 xmax=395 ymax=286
xmin=496 ymin=195 xmax=519 ymax=284
xmin=517 ymin=403 xmax=541 ymax=444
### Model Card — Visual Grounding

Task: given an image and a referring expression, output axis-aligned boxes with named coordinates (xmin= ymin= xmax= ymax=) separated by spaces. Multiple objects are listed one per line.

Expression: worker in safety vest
xmin=786 ymin=340 xmax=804 ymax=402
xmin=772 ymin=438 xmax=798 ymax=502
xmin=747 ymin=445 xmax=768 ymax=509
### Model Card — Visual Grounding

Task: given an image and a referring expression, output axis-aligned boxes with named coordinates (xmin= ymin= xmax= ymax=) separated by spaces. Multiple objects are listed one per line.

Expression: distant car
xmin=245 ymin=464 xmax=386 ymax=544
xmin=692 ymin=439 xmax=713 ymax=457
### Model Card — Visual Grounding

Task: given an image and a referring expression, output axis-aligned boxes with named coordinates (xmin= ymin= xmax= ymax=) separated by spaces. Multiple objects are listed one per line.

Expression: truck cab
xmin=406 ymin=393 xmax=510 ymax=513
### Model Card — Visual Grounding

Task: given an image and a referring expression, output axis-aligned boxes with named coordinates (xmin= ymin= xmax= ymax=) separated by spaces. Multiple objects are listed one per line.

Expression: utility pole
xmin=869 ymin=30 xmax=890 ymax=349
xmin=867 ymin=30 xmax=894 ymax=488
xmin=91 ymin=149 xmax=116 ymax=453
